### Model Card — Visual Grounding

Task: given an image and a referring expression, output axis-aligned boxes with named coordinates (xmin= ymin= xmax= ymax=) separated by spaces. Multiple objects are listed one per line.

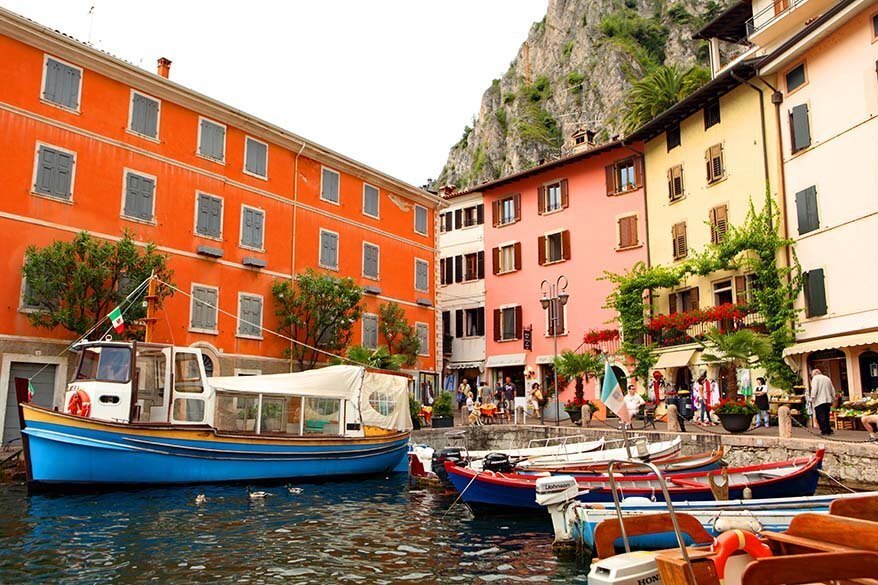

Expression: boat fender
xmin=66 ymin=388 xmax=92 ymax=418
xmin=713 ymin=516 xmax=763 ymax=534
xmin=711 ymin=529 xmax=772 ymax=583
xmin=743 ymin=486 xmax=753 ymax=499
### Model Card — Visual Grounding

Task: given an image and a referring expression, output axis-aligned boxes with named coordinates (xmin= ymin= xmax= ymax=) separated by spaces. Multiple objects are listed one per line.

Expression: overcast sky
xmin=3 ymin=0 xmax=547 ymax=186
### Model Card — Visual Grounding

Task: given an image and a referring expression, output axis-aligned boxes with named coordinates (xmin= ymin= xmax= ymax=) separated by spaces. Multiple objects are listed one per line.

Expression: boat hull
xmin=21 ymin=405 xmax=409 ymax=486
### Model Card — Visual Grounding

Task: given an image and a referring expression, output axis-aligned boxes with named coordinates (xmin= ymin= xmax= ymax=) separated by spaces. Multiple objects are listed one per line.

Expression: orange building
xmin=0 ymin=7 xmax=442 ymax=443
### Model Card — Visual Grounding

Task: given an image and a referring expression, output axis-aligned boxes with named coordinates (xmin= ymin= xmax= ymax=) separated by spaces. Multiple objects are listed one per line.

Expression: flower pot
xmin=432 ymin=416 xmax=454 ymax=429
xmin=717 ymin=412 xmax=754 ymax=433
xmin=566 ymin=409 xmax=582 ymax=424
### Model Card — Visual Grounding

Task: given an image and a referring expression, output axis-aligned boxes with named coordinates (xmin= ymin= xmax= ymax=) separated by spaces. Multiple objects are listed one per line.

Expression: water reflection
xmin=0 ymin=477 xmax=585 ymax=583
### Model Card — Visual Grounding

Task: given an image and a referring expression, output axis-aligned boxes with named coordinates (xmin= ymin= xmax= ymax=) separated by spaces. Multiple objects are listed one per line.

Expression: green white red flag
xmin=108 ymin=306 xmax=125 ymax=334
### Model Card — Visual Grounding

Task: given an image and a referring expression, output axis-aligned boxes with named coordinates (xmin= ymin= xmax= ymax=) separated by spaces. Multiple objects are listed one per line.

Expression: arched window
xmin=201 ymin=353 xmax=215 ymax=378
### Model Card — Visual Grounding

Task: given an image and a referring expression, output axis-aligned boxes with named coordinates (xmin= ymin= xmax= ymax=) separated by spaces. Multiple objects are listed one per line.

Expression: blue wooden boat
xmin=443 ymin=449 xmax=824 ymax=515
xmin=15 ymin=341 xmax=411 ymax=487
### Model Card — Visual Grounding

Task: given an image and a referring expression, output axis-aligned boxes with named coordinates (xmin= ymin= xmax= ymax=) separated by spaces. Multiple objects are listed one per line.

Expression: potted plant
xmin=712 ymin=397 xmax=758 ymax=433
xmin=554 ymin=349 xmax=603 ymax=423
xmin=409 ymin=394 xmax=422 ymax=430
xmin=564 ymin=397 xmax=597 ymax=425
xmin=431 ymin=391 xmax=454 ymax=428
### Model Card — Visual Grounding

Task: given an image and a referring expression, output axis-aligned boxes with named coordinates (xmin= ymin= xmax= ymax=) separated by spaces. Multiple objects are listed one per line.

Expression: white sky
xmin=3 ymin=0 xmax=548 ymax=187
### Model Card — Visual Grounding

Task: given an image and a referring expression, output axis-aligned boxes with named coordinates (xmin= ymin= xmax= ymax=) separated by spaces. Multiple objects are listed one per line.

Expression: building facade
xmin=437 ymin=191 xmax=486 ymax=397
xmin=0 ymin=7 xmax=442 ymax=445
xmin=473 ymin=142 xmax=648 ymax=405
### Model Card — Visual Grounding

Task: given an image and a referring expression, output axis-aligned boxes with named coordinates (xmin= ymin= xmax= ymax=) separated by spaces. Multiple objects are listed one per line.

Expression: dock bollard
xmin=778 ymin=405 xmax=792 ymax=438
xmin=667 ymin=404 xmax=681 ymax=432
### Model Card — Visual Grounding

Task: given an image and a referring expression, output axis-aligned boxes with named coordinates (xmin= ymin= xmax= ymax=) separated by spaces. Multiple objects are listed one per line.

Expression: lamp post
xmin=540 ymin=276 xmax=569 ymax=425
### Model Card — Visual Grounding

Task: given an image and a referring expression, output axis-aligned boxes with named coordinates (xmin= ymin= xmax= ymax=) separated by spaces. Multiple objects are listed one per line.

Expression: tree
xmin=621 ymin=65 xmax=710 ymax=133
xmin=378 ymin=302 xmax=420 ymax=368
xmin=553 ymin=350 xmax=603 ymax=403
xmin=332 ymin=345 xmax=406 ymax=371
xmin=272 ymin=269 xmax=363 ymax=370
xmin=21 ymin=230 xmax=173 ymax=339
xmin=699 ymin=329 xmax=773 ymax=399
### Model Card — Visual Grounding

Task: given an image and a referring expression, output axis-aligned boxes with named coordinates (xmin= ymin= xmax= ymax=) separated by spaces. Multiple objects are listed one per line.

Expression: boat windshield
xmin=76 ymin=346 xmax=132 ymax=383
xmin=214 ymin=392 xmax=345 ymax=436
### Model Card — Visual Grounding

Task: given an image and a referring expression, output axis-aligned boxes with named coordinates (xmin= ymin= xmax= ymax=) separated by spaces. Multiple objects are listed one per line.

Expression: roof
xmin=626 ymin=58 xmax=760 ymax=143
xmin=693 ymin=0 xmax=753 ymax=43
xmin=452 ymin=140 xmax=628 ymax=197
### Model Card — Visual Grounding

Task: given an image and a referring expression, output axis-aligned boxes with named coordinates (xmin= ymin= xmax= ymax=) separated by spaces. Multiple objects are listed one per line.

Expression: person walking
xmin=530 ymin=382 xmax=545 ymax=424
xmin=809 ymin=369 xmax=836 ymax=436
xmin=697 ymin=381 xmax=710 ymax=425
xmin=754 ymin=377 xmax=770 ymax=428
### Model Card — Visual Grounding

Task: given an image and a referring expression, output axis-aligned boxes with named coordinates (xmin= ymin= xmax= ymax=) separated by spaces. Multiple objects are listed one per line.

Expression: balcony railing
xmin=645 ymin=304 xmax=766 ymax=348
xmin=746 ymin=0 xmax=807 ymax=37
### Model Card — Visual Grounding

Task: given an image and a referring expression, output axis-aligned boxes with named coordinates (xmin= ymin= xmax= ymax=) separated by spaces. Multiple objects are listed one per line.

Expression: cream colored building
xmin=697 ymin=0 xmax=878 ymax=398
xmin=630 ymin=61 xmax=781 ymax=393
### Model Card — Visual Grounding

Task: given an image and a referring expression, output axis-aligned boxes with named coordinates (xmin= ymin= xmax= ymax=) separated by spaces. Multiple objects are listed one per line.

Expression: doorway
xmin=808 ymin=349 xmax=849 ymax=401
xmin=859 ymin=350 xmax=878 ymax=394
xmin=4 ymin=363 xmax=57 ymax=446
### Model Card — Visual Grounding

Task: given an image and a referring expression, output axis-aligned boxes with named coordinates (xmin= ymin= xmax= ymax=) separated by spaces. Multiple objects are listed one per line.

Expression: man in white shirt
xmin=623 ymin=385 xmax=645 ymax=428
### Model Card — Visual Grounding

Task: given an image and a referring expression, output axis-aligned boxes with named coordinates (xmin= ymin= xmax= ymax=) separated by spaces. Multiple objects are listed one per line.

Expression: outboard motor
xmin=432 ymin=447 xmax=465 ymax=485
xmin=535 ymin=475 xmax=581 ymax=547
xmin=481 ymin=452 xmax=515 ymax=473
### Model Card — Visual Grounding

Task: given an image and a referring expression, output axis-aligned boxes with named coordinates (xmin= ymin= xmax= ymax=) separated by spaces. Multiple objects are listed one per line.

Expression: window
xmin=617 ymin=215 xmax=638 ymax=249
xmin=304 ymin=397 xmax=340 ymax=435
xmin=795 ymin=186 xmax=819 ymax=235
xmin=198 ymin=118 xmax=226 ymax=162
xmin=666 ymin=124 xmax=681 ymax=151
xmin=244 ymin=137 xmax=268 ymax=178
xmin=195 ymin=193 xmax=223 ymax=238
xmin=440 ymin=212 xmax=453 ymax=232
xmin=362 ymin=314 xmax=379 ymax=349
xmin=363 ymin=242 xmax=380 ymax=279
xmin=461 ymin=203 xmax=484 ymax=227
xmin=494 ymin=306 xmax=522 ymax=341
xmin=546 ymin=301 xmax=566 ymax=336
xmin=190 ymin=285 xmax=218 ymax=332
xmin=785 ymin=63 xmax=806 ymax=93
xmin=414 ymin=205 xmax=428 ymax=235
xmin=20 ymin=275 xmax=46 ymax=312
xmin=122 ymin=170 xmax=156 ymax=222
xmin=789 ymin=104 xmax=811 ymax=153
xmin=42 ymin=56 xmax=81 ymax=110
xmin=416 ymin=323 xmax=430 ymax=356
xmin=462 ymin=251 xmax=484 ymax=281
xmin=668 ymin=287 xmax=699 ymax=314
xmin=363 ymin=184 xmax=380 ymax=218
xmin=76 ymin=346 xmax=132 ymax=383
xmin=713 ymin=279 xmax=733 ymax=306
xmin=672 ymin=222 xmax=688 ymax=260
xmin=538 ymin=231 xmax=570 ymax=265
xmin=668 ymin=165 xmax=684 ymax=201
xmin=456 ymin=307 xmax=485 ymax=338
xmin=709 ymin=204 xmax=728 ymax=244
xmin=33 ymin=144 xmax=75 ymax=201
xmin=605 ymin=158 xmax=641 ymax=195
xmin=321 ymin=168 xmax=340 ymax=204
xmin=538 ymin=180 xmax=567 ymax=214
xmin=735 ymin=273 xmax=759 ymax=305
xmin=493 ymin=194 xmax=520 ymax=226
xmin=415 ymin=258 xmax=430 ymax=292
xmin=803 ymin=268 xmax=827 ymax=317
xmin=493 ymin=242 xmax=521 ymax=274
xmin=440 ymin=256 xmax=453 ymax=285
xmin=704 ymin=99 xmax=721 ymax=129
xmin=319 ymin=230 xmax=339 ymax=270
xmin=237 ymin=294 xmax=263 ymax=338
xmin=442 ymin=311 xmax=452 ymax=337
xmin=240 ymin=205 xmax=265 ymax=250
xmin=706 ymin=144 xmax=725 ymax=183
xmin=129 ymin=91 xmax=159 ymax=139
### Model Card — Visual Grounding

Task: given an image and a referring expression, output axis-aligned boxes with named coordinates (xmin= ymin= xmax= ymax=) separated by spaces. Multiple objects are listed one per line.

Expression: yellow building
xmin=629 ymin=60 xmax=782 ymax=394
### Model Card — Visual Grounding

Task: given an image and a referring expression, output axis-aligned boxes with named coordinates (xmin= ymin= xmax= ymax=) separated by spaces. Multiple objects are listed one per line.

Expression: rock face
xmin=434 ymin=0 xmax=729 ymax=190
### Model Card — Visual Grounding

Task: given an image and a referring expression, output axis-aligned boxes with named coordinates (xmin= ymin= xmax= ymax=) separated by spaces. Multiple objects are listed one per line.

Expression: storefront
xmin=485 ymin=353 xmax=526 ymax=398
xmin=783 ymin=331 xmax=878 ymax=401
xmin=444 ymin=361 xmax=484 ymax=397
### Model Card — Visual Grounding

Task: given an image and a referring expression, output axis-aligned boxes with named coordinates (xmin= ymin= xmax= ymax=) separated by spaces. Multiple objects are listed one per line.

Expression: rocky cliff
xmin=434 ymin=0 xmax=728 ymax=190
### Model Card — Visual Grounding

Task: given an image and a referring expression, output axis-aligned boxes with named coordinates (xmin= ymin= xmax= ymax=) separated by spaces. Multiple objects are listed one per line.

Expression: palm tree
xmin=333 ymin=345 xmax=406 ymax=371
xmin=553 ymin=350 xmax=603 ymax=405
xmin=699 ymin=329 xmax=772 ymax=399
xmin=621 ymin=65 xmax=711 ymax=134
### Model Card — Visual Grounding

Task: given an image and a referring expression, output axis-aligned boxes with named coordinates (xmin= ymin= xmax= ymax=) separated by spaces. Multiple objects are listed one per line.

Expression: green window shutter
xmin=795 ymin=186 xmax=819 ymax=235
xmin=803 ymin=269 xmax=827 ymax=318
xmin=790 ymin=104 xmax=811 ymax=153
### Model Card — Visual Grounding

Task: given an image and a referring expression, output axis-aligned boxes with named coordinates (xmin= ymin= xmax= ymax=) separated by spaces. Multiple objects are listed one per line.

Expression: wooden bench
xmin=761 ymin=513 xmax=878 ymax=555
xmin=593 ymin=512 xmax=713 ymax=560
xmin=830 ymin=493 xmax=878 ymax=523
xmin=741 ymin=551 xmax=878 ymax=585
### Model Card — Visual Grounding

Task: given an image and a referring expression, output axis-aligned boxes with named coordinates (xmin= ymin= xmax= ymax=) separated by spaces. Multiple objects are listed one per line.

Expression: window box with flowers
xmin=646 ymin=303 xmax=763 ymax=348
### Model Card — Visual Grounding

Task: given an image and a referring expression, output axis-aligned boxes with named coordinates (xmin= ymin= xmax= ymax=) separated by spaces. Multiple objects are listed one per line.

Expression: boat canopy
xmin=208 ymin=365 xmax=412 ymax=432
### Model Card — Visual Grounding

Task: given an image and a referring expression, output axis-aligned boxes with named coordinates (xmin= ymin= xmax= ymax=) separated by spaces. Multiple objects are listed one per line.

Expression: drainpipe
xmin=759 ymin=75 xmax=793 ymax=270
xmin=290 ymin=141 xmax=306 ymax=371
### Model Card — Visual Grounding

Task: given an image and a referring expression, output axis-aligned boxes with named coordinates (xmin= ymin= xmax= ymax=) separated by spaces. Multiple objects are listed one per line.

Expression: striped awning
xmin=447 ymin=361 xmax=483 ymax=370
xmin=653 ymin=348 xmax=699 ymax=369
xmin=782 ymin=332 xmax=878 ymax=367
xmin=485 ymin=353 xmax=527 ymax=368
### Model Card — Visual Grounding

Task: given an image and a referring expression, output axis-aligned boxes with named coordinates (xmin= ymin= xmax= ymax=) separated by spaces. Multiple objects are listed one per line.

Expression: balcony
xmin=746 ymin=0 xmax=834 ymax=48
xmin=645 ymin=303 xmax=766 ymax=348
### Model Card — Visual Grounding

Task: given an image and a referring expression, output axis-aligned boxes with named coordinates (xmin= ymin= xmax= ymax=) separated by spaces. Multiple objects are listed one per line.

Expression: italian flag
xmin=601 ymin=361 xmax=631 ymax=424
xmin=108 ymin=306 xmax=125 ymax=334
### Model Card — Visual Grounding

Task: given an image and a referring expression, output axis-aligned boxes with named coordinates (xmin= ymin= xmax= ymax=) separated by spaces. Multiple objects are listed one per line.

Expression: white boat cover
xmin=208 ymin=365 xmax=412 ymax=432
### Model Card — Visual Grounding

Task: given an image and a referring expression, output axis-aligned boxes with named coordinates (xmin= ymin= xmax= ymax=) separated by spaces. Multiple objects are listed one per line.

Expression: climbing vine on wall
xmin=602 ymin=197 xmax=802 ymax=389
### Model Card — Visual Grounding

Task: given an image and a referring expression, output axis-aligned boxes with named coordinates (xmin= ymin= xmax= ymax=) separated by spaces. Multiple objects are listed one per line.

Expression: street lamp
xmin=540 ymin=276 xmax=569 ymax=425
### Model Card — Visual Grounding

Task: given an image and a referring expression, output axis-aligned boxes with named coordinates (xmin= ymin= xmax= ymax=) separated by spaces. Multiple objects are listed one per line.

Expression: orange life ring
xmin=712 ymin=529 xmax=772 ymax=583
xmin=66 ymin=389 xmax=91 ymax=418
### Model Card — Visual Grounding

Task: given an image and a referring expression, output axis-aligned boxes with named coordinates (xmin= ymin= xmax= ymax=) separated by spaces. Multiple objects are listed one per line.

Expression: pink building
xmin=469 ymin=141 xmax=648 ymax=407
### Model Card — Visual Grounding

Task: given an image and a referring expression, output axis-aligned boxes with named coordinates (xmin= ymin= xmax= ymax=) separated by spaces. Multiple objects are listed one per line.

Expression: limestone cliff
xmin=434 ymin=0 xmax=729 ymax=190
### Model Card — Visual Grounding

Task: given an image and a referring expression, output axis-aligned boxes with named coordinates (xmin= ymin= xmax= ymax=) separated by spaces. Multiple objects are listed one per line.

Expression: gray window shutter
xmin=197 ymin=195 xmax=210 ymax=235
xmin=253 ymin=210 xmax=264 ymax=248
xmin=209 ymin=197 xmax=222 ymax=236
xmin=44 ymin=58 xmax=80 ymax=109
xmin=197 ymin=195 xmax=222 ymax=237
xmin=193 ymin=287 xmax=217 ymax=329
xmin=795 ymin=186 xmax=819 ymax=235
xmin=329 ymin=233 xmax=338 ymax=267
xmin=242 ymin=208 xmax=253 ymax=246
xmin=364 ymin=245 xmax=378 ymax=277
xmin=36 ymin=147 xmax=74 ymax=200
xmin=790 ymin=104 xmax=811 ymax=153
xmin=132 ymin=94 xmax=159 ymax=137
xmin=364 ymin=185 xmax=379 ymax=216
xmin=246 ymin=139 xmax=267 ymax=176
xmin=205 ymin=289 xmax=218 ymax=328
xmin=322 ymin=169 xmax=339 ymax=202
xmin=201 ymin=120 xmax=224 ymax=160
xmin=35 ymin=147 xmax=54 ymax=195
xmin=322 ymin=232 xmax=338 ymax=268
xmin=803 ymin=269 xmax=827 ymax=317
xmin=53 ymin=151 xmax=74 ymax=199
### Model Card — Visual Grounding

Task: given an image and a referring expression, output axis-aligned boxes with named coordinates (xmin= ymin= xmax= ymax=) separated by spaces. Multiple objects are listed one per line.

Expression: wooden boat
xmin=15 ymin=341 xmax=412 ymax=487
xmin=525 ymin=449 xmax=724 ymax=476
xmin=443 ymin=450 xmax=823 ymax=514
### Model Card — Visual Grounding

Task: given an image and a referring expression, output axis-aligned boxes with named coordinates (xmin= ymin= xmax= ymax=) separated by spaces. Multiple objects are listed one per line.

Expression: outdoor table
xmin=480 ymin=404 xmax=497 ymax=424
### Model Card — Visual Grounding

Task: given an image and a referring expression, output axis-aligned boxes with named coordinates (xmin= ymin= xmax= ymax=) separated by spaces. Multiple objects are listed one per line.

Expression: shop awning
xmin=485 ymin=353 xmax=527 ymax=368
xmin=448 ymin=361 xmax=483 ymax=370
xmin=535 ymin=355 xmax=556 ymax=365
xmin=783 ymin=332 xmax=878 ymax=359
xmin=653 ymin=348 xmax=699 ymax=369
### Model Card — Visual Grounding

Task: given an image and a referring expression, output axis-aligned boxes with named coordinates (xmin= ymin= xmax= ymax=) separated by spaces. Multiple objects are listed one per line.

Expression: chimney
xmin=569 ymin=127 xmax=597 ymax=154
xmin=157 ymin=57 xmax=172 ymax=79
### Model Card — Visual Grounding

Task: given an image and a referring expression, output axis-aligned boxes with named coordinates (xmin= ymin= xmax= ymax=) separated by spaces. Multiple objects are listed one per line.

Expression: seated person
xmin=862 ymin=413 xmax=878 ymax=442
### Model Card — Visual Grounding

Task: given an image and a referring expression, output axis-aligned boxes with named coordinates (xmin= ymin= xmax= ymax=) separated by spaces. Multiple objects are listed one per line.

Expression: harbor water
xmin=0 ymin=475 xmax=583 ymax=583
